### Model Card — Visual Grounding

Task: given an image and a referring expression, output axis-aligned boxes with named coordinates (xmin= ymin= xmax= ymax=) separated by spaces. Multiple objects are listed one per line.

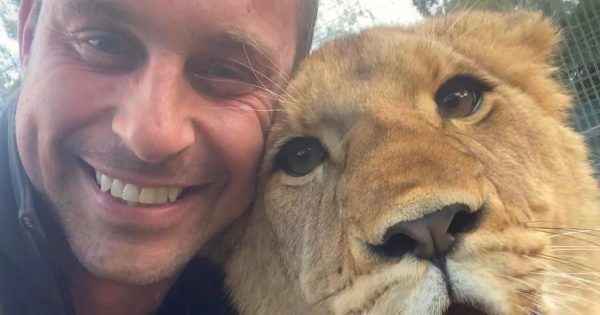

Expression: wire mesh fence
xmin=556 ymin=0 xmax=600 ymax=173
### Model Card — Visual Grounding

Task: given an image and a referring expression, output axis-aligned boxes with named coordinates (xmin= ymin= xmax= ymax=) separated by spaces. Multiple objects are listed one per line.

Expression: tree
xmin=312 ymin=0 xmax=377 ymax=48
xmin=0 ymin=0 xmax=20 ymax=98
xmin=411 ymin=0 xmax=576 ymax=20
xmin=312 ymin=0 xmax=424 ymax=49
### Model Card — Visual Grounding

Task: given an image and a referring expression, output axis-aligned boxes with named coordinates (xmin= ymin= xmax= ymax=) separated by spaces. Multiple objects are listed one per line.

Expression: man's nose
xmin=112 ymin=54 xmax=195 ymax=163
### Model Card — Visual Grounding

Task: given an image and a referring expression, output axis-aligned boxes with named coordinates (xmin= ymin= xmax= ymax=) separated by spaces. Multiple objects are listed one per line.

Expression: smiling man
xmin=0 ymin=0 xmax=317 ymax=314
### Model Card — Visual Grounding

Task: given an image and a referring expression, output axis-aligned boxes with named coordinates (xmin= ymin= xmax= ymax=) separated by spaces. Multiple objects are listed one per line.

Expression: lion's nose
xmin=370 ymin=204 xmax=481 ymax=261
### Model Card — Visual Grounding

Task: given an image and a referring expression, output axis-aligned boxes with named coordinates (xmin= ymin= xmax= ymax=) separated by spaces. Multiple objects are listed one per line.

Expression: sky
xmin=348 ymin=0 xmax=423 ymax=26
xmin=314 ymin=0 xmax=423 ymax=47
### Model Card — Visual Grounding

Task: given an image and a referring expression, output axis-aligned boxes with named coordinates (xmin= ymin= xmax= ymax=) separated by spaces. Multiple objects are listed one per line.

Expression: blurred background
xmin=1 ymin=0 xmax=599 ymax=172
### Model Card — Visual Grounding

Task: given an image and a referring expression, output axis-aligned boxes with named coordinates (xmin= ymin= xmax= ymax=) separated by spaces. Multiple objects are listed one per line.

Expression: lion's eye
xmin=435 ymin=76 xmax=488 ymax=118
xmin=275 ymin=137 xmax=326 ymax=177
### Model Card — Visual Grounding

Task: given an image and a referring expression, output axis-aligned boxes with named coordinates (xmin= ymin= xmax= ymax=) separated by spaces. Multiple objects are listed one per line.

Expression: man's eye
xmin=86 ymin=37 xmax=126 ymax=55
xmin=187 ymin=60 xmax=258 ymax=97
xmin=74 ymin=31 xmax=144 ymax=72
xmin=205 ymin=63 xmax=245 ymax=80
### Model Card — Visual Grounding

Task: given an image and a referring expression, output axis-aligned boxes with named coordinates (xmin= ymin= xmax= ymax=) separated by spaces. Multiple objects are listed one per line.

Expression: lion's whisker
xmin=534 ymin=254 xmax=600 ymax=272
xmin=189 ymin=74 xmax=292 ymax=105
xmin=238 ymin=46 xmax=300 ymax=105
xmin=213 ymin=106 xmax=286 ymax=113
xmin=546 ymin=282 xmax=598 ymax=292
xmin=529 ymin=226 xmax=600 ymax=237
xmin=534 ymin=271 xmax=600 ymax=292
xmin=550 ymin=245 xmax=600 ymax=248
xmin=540 ymin=287 xmax=600 ymax=307
xmin=529 ymin=229 xmax=600 ymax=246
xmin=229 ymin=57 xmax=295 ymax=102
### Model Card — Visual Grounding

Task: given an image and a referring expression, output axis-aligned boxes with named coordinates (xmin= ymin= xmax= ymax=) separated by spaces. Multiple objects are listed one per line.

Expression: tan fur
xmin=220 ymin=11 xmax=600 ymax=315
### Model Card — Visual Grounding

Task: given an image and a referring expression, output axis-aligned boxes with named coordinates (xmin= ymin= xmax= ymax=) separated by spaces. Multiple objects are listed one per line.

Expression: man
xmin=0 ymin=0 xmax=318 ymax=314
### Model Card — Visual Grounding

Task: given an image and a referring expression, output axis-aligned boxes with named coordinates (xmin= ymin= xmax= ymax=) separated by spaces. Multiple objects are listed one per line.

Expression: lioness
xmin=218 ymin=11 xmax=600 ymax=315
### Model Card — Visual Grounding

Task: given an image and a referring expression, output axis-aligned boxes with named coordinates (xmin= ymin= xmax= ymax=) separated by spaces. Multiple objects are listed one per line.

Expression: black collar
xmin=0 ymin=94 xmax=75 ymax=314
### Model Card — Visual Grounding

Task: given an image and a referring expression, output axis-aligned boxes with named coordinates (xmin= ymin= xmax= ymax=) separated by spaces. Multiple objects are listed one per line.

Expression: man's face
xmin=16 ymin=0 xmax=299 ymax=284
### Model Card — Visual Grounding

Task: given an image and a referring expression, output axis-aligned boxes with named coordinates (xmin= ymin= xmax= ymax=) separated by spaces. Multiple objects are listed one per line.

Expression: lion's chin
xmin=444 ymin=303 xmax=489 ymax=315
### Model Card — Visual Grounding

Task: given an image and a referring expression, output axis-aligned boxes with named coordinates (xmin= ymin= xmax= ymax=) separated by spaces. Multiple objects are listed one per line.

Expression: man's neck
xmin=66 ymin=262 xmax=175 ymax=315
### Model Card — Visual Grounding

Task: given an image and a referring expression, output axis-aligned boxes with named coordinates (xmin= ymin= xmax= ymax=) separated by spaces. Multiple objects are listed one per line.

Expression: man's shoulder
xmin=0 ymin=254 xmax=28 ymax=315
xmin=0 ymin=90 xmax=30 ymax=315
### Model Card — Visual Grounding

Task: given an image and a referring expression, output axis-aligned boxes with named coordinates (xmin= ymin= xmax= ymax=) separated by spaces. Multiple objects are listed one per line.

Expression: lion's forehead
xmin=267 ymin=20 xmax=584 ymax=233
xmin=283 ymin=29 xmax=493 ymax=132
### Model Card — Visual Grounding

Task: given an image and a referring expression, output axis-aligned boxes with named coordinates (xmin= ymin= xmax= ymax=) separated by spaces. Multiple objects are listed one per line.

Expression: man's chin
xmin=72 ymin=241 xmax=197 ymax=286
xmin=62 ymin=223 xmax=203 ymax=286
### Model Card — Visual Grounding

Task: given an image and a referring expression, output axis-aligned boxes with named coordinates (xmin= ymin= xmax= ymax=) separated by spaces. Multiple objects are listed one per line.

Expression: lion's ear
xmin=424 ymin=10 xmax=561 ymax=65
xmin=417 ymin=11 xmax=571 ymax=120
xmin=496 ymin=11 xmax=561 ymax=64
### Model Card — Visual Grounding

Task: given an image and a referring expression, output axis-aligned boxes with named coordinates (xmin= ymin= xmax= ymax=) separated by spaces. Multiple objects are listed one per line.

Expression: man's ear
xmin=19 ymin=0 xmax=37 ymax=71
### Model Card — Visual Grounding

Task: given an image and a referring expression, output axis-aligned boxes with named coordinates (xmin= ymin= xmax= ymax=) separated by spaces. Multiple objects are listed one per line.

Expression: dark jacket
xmin=0 ymin=93 xmax=236 ymax=315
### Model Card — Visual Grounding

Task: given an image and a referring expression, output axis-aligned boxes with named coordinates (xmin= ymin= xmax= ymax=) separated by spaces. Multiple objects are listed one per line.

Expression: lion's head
xmin=222 ymin=11 xmax=600 ymax=315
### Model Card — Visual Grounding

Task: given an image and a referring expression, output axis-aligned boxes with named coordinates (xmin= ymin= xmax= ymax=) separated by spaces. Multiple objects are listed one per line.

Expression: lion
xmin=214 ymin=11 xmax=600 ymax=315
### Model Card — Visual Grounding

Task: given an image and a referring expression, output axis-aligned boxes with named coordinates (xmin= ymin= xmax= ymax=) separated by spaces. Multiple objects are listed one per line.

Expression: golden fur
xmin=218 ymin=11 xmax=600 ymax=315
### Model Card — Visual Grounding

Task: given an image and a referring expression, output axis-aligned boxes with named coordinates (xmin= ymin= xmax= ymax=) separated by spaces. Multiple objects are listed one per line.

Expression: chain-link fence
xmin=557 ymin=0 xmax=600 ymax=173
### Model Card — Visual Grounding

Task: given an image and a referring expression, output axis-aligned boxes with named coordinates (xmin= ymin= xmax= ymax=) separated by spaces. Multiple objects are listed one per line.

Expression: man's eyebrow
xmin=59 ymin=0 xmax=132 ymax=22
xmin=217 ymin=29 xmax=279 ymax=70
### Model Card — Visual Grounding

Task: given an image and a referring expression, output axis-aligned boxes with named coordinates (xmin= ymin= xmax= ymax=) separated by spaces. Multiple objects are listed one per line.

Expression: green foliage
xmin=0 ymin=0 xmax=20 ymax=98
xmin=412 ymin=0 xmax=576 ymax=20
xmin=0 ymin=0 xmax=18 ymax=40
xmin=0 ymin=45 xmax=19 ymax=96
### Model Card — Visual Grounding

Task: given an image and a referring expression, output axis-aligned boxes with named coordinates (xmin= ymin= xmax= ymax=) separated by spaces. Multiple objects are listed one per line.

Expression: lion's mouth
xmin=444 ymin=303 xmax=489 ymax=315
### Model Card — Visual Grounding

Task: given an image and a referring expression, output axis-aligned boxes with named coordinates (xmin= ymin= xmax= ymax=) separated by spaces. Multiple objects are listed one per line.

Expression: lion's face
xmin=226 ymin=11 xmax=600 ymax=315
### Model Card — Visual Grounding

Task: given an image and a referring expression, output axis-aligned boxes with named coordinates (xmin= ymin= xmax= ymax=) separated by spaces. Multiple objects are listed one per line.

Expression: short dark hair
xmin=295 ymin=0 xmax=319 ymax=70
xmin=31 ymin=0 xmax=42 ymax=26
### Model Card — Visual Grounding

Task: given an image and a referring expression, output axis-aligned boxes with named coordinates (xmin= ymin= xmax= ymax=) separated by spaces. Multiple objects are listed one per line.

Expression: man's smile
xmin=95 ymin=170 xmax=184 ymax=206
xmin=75 ymin=158 xmax=217 ymax=229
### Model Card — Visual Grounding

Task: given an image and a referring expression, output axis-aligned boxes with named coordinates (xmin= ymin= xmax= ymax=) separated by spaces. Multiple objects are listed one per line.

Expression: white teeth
xmin=155 ymin=188 xmax=168 ymax=204
xmin=93 ymin=170 xmax=186 ymax=205
xmin=110 ymin=180 xmax=124 ymax=198
xmin=168 ymin=187 xmax=183 ymax=203
xmin=139 ymin=188 xmax=156 ymax=204
xmin=121 ymin=184 xmax=139 ymax=203
xmin=100 ymin=175 xmax=112 ymax=192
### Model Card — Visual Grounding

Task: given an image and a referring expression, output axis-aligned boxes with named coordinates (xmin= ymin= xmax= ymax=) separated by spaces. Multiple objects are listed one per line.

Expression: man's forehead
xmin=56 ymin=0 xmax=131 ymax=21
xmin=51 ymin=0 xmax=291 ymax=69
